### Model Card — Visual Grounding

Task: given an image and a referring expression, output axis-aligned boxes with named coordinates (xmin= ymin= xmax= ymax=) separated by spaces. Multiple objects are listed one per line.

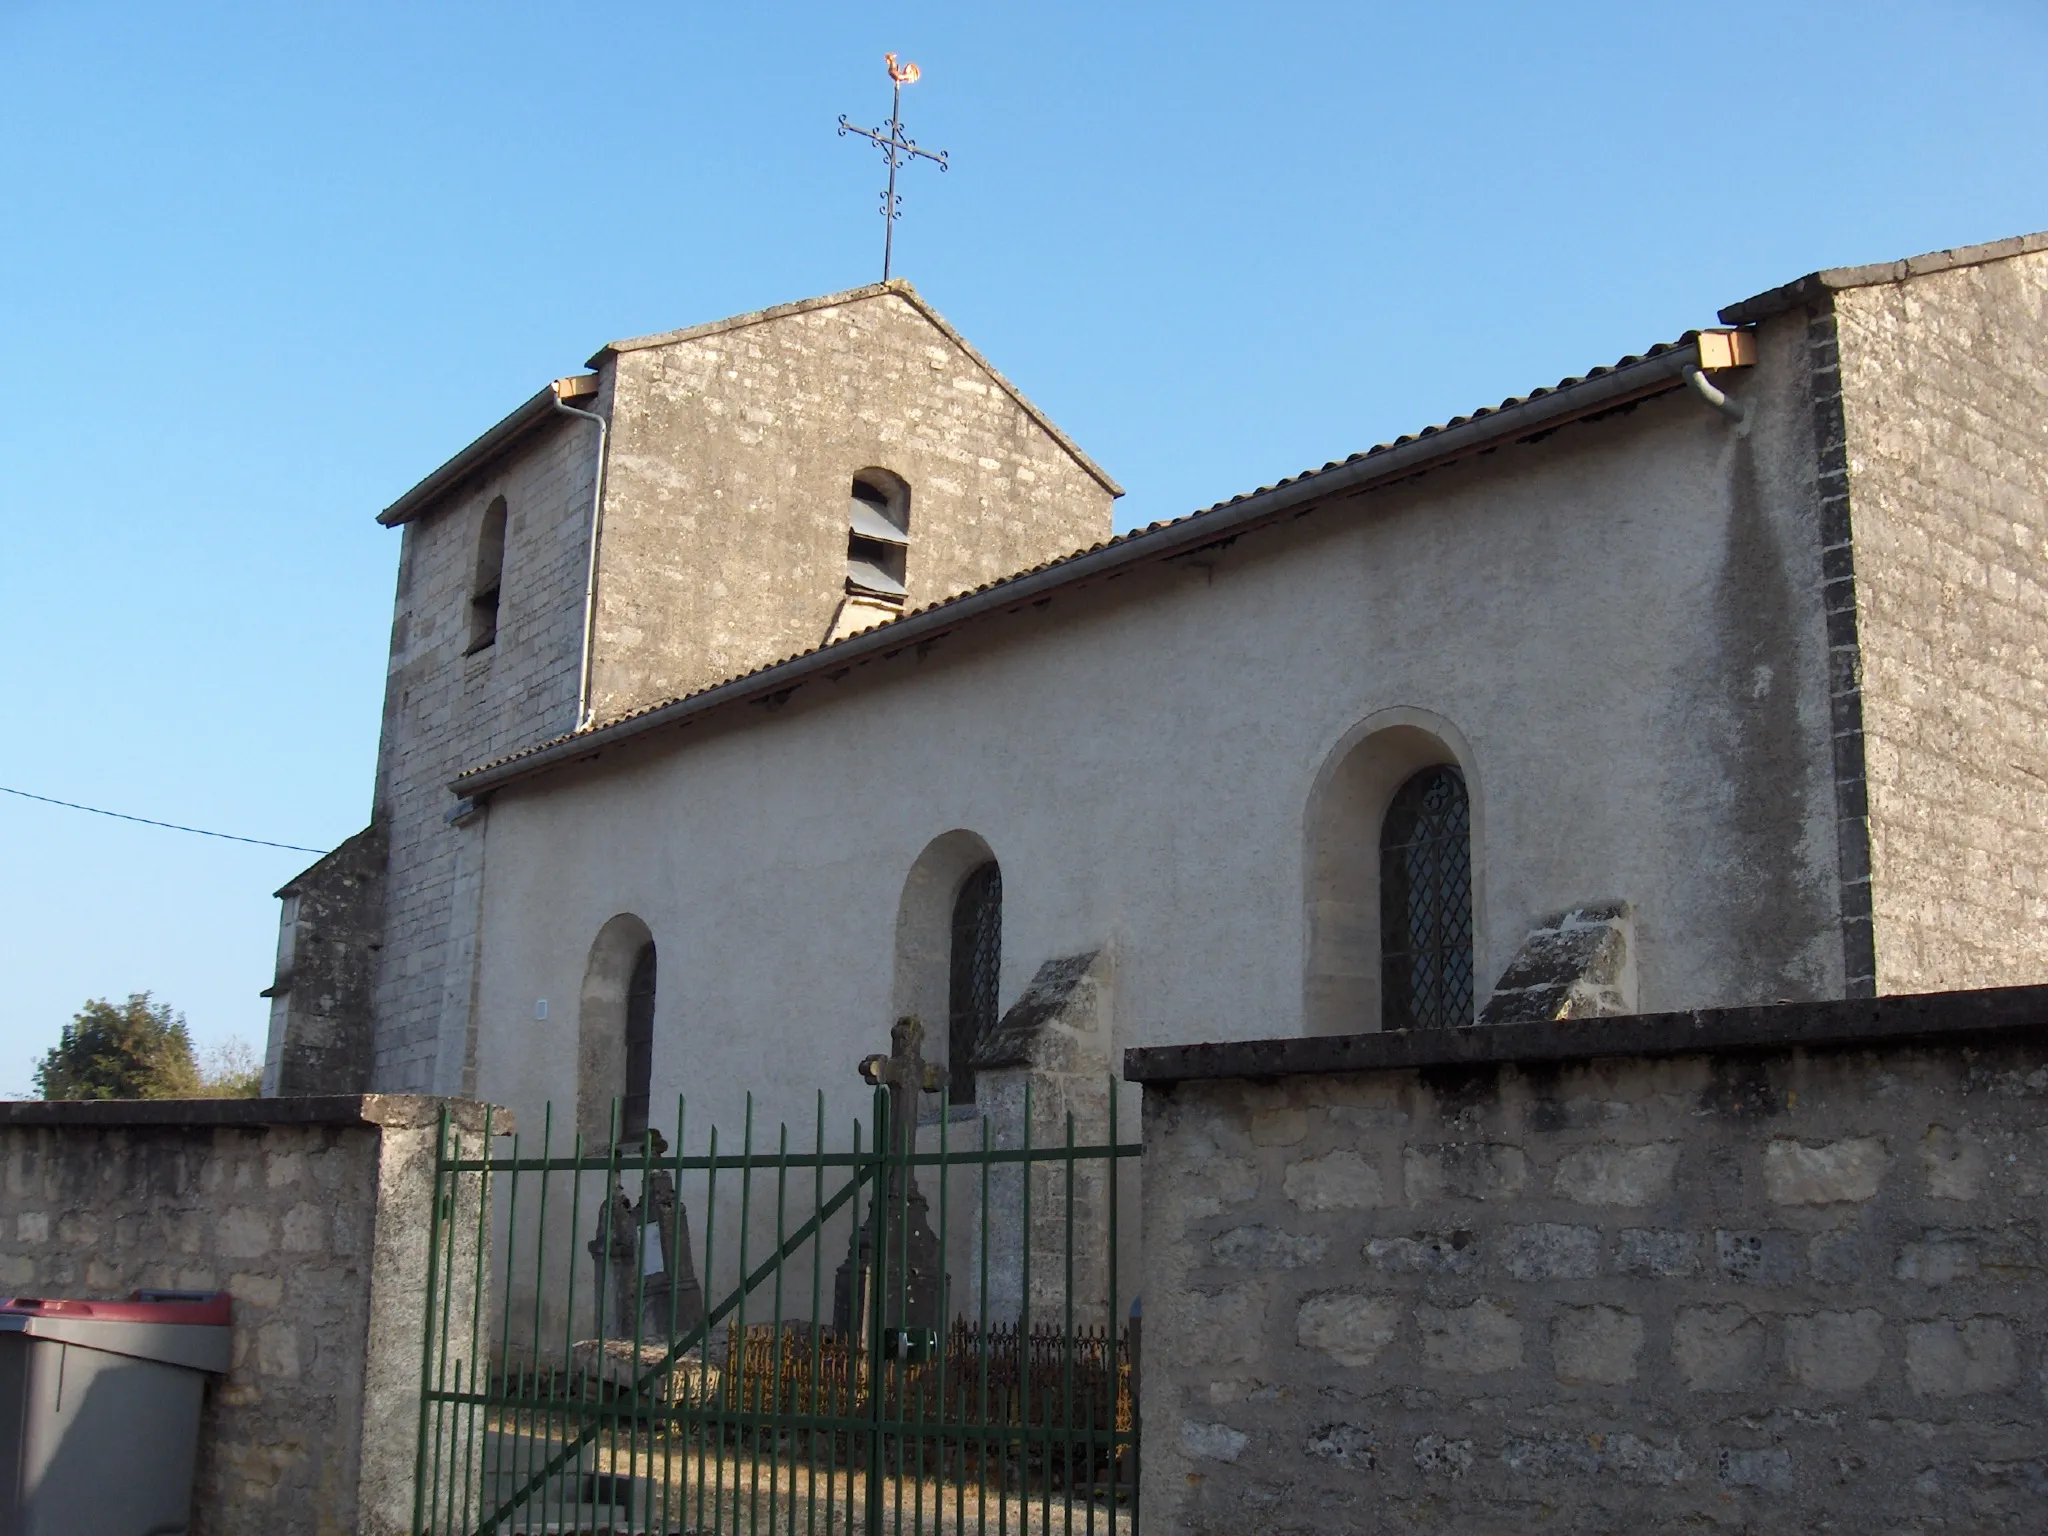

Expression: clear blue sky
xmin=1 ymin=0 xmax=2042 ymax=1095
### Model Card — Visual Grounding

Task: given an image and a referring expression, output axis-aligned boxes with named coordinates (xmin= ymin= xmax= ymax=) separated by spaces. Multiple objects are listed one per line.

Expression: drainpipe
xmin=552 ymin=379 xmax=609 ymax=730
xmin=1682 ymin=363 xmax=1747 ymax=425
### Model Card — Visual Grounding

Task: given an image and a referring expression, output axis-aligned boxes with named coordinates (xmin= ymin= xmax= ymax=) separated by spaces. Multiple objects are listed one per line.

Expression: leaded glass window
xmin=948 ymin=861 xmax=1002 ymax=1103
xmin=1379 ymin=766 xmax=1473 ymax=1029
xmin=622 ymin=941 xmax=657 ymax=1141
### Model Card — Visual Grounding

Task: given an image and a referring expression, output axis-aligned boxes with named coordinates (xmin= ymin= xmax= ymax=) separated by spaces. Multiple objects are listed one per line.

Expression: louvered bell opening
xmin=846 ymin=540 xmax=908 ymax=599
xmin=849 ymin=498 xmax=909 ymax=546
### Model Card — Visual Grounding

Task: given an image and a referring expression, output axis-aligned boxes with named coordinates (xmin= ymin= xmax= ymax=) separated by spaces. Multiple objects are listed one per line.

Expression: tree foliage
xmin=36 ymin=993 xmax=201 ymax=1100
xmin=195 ymin=1037 xmax=263 ymax=1099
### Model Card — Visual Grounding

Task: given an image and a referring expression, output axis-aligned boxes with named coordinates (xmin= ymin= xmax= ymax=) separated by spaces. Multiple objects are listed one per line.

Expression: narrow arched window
xmin=468 ymin=496 xmax=508 ymax=653
xmin=622 ymin=940 xmax=657 ymax=1140
xmin=947 ymin=861 xmax=1001 ymax=1102
xmin=846 ymin=471 xmax=910 ymax=603
xmin=1379 ymin=766 xmax=1473 ymax=1029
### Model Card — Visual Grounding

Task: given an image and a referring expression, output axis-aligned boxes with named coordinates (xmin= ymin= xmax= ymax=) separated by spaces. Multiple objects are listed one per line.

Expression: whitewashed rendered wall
xmin=464 ymin=338 xmax=1840 ymax=1268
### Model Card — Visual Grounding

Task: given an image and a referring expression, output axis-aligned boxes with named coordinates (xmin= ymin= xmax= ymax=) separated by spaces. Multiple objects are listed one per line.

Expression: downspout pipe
xmin=552 ymin=383 xmax=609 ymax=730
xmin=1682 ymin=363 xmax=1746 ymax=425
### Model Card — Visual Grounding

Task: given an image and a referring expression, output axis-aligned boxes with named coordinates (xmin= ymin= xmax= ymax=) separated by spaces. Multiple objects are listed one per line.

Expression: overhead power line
xmin=0 ymin=785 xmax=330 ymax=855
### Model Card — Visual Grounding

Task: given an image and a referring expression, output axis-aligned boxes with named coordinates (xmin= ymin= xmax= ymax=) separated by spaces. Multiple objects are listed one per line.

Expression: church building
xmin=263 ymin=232 xmax=2048 ymax=1166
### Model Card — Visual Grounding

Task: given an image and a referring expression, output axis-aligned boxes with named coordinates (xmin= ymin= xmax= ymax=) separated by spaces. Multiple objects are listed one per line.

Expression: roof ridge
xmin=1719 ymin=228 xmax=2048 ymax=325
xmin=596 ymin=281 xmax=1123 ymax=497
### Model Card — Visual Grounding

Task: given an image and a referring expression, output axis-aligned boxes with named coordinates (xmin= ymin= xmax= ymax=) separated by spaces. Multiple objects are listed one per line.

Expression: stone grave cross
xmin=834 ymin=1016 xmax=946 ymax=1343
xmin=859 ymin=1013 xmax=944 ymax=1157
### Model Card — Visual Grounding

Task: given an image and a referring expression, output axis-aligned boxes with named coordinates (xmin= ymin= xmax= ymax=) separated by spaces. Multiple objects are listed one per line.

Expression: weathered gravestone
xmin=587 ymin=1133 xmax=706 ymax=1347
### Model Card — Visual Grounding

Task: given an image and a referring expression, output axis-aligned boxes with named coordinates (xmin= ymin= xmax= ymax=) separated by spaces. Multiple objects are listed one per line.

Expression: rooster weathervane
xmin=837 ymin=53 xmax=950 ymax=282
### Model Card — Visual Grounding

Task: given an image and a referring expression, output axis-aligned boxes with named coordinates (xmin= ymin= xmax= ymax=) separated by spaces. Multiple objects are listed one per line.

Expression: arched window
xmin=845 ymin=470 xmax=910 ymax=603
xmin=578 ymin=913 xmax=654 ymax=1144
xmin=468 ymin=495 xmax=508 ymax=653
xmin=1379 ymin=766 xmax=1474 ymax=1029
xmin=622 ymin=941 xmax=656 ymax=1141
xmin=947 ymin=861 xmax=1002 ymax=1102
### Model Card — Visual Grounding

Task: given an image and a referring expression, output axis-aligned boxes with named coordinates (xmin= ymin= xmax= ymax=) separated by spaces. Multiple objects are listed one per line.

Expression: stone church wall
xmin=1832 ymin=249 xmax=2048 ymax=994
xmin=589 ymin=287 xmax=1116 ymax=722
xmin=370 ymin=413 xmax=595 ymax=1092
xmin=466 ymin=368 xmax=1848 ymax=1161
xmin=1127 ymin=988 xmax=2048 ymax=1533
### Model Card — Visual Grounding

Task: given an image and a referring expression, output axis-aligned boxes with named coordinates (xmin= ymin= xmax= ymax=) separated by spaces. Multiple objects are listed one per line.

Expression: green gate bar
xmin=413 ymin=1077 xmax=1142 ymax=1536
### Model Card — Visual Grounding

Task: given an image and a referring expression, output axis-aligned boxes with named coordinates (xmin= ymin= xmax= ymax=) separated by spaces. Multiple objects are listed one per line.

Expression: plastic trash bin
xmin=0 ymin=1291 xmax=231 ymax=1536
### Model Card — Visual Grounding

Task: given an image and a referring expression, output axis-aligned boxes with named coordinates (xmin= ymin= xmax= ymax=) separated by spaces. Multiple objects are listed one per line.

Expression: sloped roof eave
xmin=377 ymin=385 xmax=564 ymax=528
xmin=451 ymin=334 xmax=1708 ymax=801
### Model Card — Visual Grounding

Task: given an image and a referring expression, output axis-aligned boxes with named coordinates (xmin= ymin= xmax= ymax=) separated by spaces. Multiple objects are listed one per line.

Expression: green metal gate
xmin=412 ymin=1069 xmax=1141 ymax=1535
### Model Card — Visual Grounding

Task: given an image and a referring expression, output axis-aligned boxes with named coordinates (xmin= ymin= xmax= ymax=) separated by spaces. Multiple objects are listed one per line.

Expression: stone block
xmin=1502 ymin=1430 xmax=1692 ymax=1484
xmin=1807 ymin=1230 xmax=1883 ymax=1285
xmin=1186 ymin=1285 xmax=1263 ymax=1364
xmin=1895 ymin=1232 xmax=1981 ymax=1285
xmin=1283 ymin=1149 xmax=1385 ymax=1210
xmin=1303 ymin=1422 xmax=1376 ymax=1472
xmin=1180 ymin=1420 xmax=1250 ymax=1463
xmin=1904 ymin=1317 xmax=2019 ymax=1396
xmin=217 ymin=1207 xmax=272 ymax=1259
xmin=1921 ymin=1125 xmax=1988 ymax=1200
xmin=1551 ymin=1304 xmax=1643 ymax=1386
xmin=1211 ymin=1225 xmax=1328 ymax=1270
xmin=1498 ymin=1222 xmax=1599 ymax=1281
xmin=1477 ymin=903 xmax=1636 ymax=1023
xmin=1783 ymin=1308 xmax=1886 ymax=1392
xmin=1673 ymin=1305 xmax=1764 ymax=1391
xmin=1362 ymin=1231 xmax=1479 ymax=1276
xmin=1716 ymin=1446 xmax=1793 ymax=1492
xmin=1551 ymin=1142 xmax=1678 ymax=1207
xmin=1295 ymin=1292 xmax=1400 ymax=1367
xmin=1181 ymin=1155 xmax=1259 ymax=1219
xmin=1404 ymin=1144 xmax=1528 ymax=1202
xmin=1411 ymin=1434 xmax=1473 ymax=1478
xmin=1715 ymin=1228 xmax=1802 ymax=1287
xmin=1250 ymin=1108 xmax=1308 ymax=1146
xmin=1765 ymin=1136 xmax=1890 ymax=1204
xmin=1614 ymin=1227 xmax=1699 ymax=1277
xmin=1415 ymin=1299 xmax=1521 ymax=1374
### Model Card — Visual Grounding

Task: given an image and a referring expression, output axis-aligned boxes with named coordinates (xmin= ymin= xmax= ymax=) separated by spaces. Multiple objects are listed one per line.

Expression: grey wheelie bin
xmin=0 ymin=1291 xmax=231 ymax=1536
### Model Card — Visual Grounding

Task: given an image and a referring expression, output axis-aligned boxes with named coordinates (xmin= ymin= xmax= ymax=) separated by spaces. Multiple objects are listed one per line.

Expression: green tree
xmin=35 ymin=993 xmax=201 ymax=1100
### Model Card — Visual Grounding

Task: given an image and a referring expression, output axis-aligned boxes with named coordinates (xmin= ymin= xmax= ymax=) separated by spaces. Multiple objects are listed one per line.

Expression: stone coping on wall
xmin=1124 ymin=983 xmax=2048 ymax=1085
xmin=0 ymin=1093 xmax=510 ymax=1134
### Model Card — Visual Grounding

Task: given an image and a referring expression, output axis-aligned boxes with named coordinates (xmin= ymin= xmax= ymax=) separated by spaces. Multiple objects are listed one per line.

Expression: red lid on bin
xmin=0 ymin=1291 xmax=231 ymax=1326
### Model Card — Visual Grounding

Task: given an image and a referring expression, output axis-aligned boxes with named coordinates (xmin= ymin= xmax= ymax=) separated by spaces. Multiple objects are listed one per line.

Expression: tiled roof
xmin=452 ymin=333 xmax=1708 ymax=798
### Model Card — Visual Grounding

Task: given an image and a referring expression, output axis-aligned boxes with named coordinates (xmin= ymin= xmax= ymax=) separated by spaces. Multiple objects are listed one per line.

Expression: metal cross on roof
xmin=837 ymin=53 xmax=949 ymax=282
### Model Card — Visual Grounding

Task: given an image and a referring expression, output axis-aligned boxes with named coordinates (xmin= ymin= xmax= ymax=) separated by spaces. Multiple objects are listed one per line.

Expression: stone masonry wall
xmin=1133 ymin=997 xmax=2048 ymax=1533
xmin=0 ymin=1096 xmax=495 ymax=1536
xmin=590 ymin=285 xmax=1116 ymax=723
xmin=1834 ymin=250 xmax=2048 ymax=994
xmin=263 ymin=823 xmax=388 ymax=1095
xmin=371 ymin=413 xmax=595 ymax=1092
